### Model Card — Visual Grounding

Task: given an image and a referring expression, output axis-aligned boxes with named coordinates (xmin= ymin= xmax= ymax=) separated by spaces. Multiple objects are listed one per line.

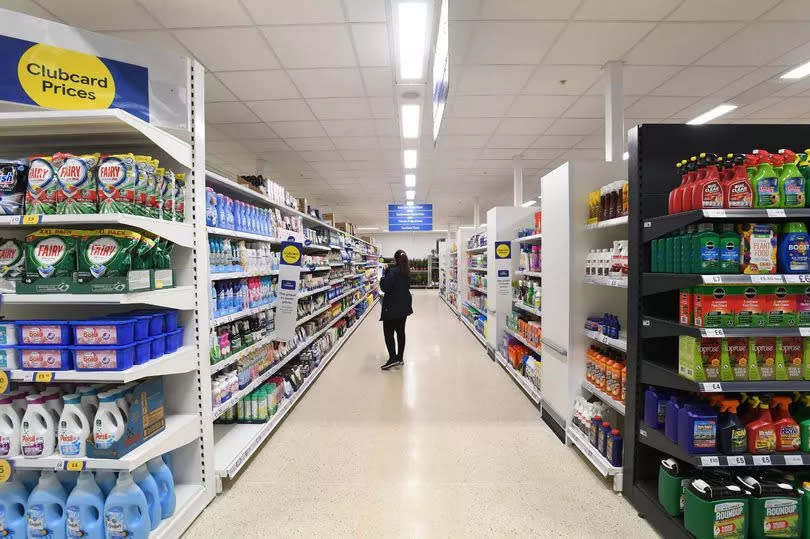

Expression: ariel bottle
xmin=779 ymin=149 xmax=806 ymax=208
xmin=752 ymin=149 xmax=781 ymax=208
xmin=680 ymin=156 xmax=699 ymax=212
xmin=723 ymin=154 xmax=754 ymax=209
xmin=691 ymin=153 xmax=724 ymax=209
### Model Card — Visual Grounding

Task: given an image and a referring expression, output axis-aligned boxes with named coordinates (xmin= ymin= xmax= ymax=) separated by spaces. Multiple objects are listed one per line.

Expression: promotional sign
xmin=388 ymin=204 xmax=433 ymax=232
xmin=432 ymin=0 xmax=449 ymax=142
xmin=275 ymin=242 xmax=302 ymax=341
xmin=495 ymin=241 xmax=512 ymax=296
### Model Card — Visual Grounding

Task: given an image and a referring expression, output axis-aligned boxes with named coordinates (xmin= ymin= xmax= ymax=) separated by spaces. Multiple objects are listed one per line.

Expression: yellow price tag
xmin=22 ymin=215 xmax=41 ymax=225
xmin=0 ymin=459 xmax=11 ymax=483
xmin=34 ymin=372 xmax=53 ymax=383
xmin=65 ymin=460 xmax=85 ymax=472
xmin=0 ymin=371 xmax=8 ymax=395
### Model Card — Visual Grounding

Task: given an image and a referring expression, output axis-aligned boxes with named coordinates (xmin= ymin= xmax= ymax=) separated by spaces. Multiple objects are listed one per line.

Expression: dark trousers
xmin=383 ymin=317 xmax=407 ymax=361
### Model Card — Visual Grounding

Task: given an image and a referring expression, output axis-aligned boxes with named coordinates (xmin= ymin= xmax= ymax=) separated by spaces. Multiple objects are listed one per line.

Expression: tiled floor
xmin=185 ymin=291 xmax=656 ymax=538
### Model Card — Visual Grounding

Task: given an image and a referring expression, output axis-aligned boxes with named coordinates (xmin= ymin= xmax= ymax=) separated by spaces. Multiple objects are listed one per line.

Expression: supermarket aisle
xmin=186 ymin=291 xmax=654 ymax=538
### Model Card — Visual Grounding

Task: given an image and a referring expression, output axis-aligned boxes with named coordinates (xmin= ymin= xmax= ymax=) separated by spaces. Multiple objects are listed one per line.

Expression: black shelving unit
xmin=624 ymin=123 xmax=810 ymax=538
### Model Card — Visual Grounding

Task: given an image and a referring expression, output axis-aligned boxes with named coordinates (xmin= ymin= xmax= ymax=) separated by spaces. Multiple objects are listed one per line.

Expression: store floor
xmin=185 ymin=291 xmax=655 ymax=538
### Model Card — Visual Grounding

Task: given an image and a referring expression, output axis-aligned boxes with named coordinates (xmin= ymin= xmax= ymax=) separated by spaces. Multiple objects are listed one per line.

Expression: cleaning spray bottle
xmin=779 ymin=149 xmax=806 ymax=208
xmin=65 ymin=470 xmax=104 ymax=539
xmin=772 ymin=396 xmax=801 ymax=451
xmin=723 ymin=153 xmax=754 ymax=209
xmin=799 ymin=151 xmax=810 ymax=205
xmin=747 ymin=402 xmax=777 ymax=454
xmin=752 ymin=150 xmax=781 ymax=208
xmin=692 ymin=153 xmax=724 ymax=209
xmin=718 ymin=399 xmax=747 ymax=455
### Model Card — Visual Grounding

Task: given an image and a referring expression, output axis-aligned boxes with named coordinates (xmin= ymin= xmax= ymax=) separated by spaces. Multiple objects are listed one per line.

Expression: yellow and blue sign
xmin=495 ymin=241 xmax=511 ymax=259
xmin=0 ymin=35 xmax=149 ymax=121
xmin=281 ymin=241 xmax=302 ymax=266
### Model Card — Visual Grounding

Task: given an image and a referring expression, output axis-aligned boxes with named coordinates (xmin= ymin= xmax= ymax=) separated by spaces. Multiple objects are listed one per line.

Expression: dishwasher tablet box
xmin=87 ymin=377 xmax=165 ymax=459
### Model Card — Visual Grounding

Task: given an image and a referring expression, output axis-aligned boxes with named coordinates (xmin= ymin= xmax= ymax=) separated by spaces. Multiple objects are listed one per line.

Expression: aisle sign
xmin=275 ymin=242 xmax=302 ymax=341
xmin=388 ymin=204 xmax=433 ymax=231
xmin=495 ymin=241 xmax=511 ymax=296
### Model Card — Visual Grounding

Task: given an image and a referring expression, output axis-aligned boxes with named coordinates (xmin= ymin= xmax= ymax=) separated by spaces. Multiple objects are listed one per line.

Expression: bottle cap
xmin=602 ymin=421 xmax=611 ymax=428
xmin=779 ymin=149 xmax=797 ymax=163
xmin=611 ymin=429 xmax=621 ymax=436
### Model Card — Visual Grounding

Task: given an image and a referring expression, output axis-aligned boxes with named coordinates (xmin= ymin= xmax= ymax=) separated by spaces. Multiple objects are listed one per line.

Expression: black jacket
xmin=379 ymin=266 xmax=413 ymax=321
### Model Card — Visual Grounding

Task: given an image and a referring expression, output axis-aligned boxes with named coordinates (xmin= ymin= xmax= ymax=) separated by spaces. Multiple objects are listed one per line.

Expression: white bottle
xmin=9 ymin=390 xmax=27 ymax=418
xmin=94 ymin=390 xmax=125 ymax=449
xmin=40 ymin=388 xmax=63 ymax=425
xmin=601 ymin=249 xmax=611 ymax=276
xmin=0 ymin=394 xmax=21 ymax=457
xmin=112 ymin=387 xmax=129 ymax=425
xmin=58 ymin=393 xmax=90 ymax=458
xmin=20 ymin=394 xmax=56 ymax=458
xmin=77 ymin=386 xmax=99 ymax=421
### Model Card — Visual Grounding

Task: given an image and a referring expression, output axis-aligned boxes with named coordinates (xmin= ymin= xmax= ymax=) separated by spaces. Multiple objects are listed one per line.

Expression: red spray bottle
xmin=680 ymin=155 xmax=700 ymax=212
xmin=669 ymin=160 xmax=687 ymax=214
xmin=692 ymin=153 xmax=723 ymax=209
xmin=723 ymin=154 xmax=754 ymax=209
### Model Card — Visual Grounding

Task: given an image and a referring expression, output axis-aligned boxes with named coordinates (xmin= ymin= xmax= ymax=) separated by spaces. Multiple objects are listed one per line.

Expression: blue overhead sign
xmin=388 ymin=204 xmax=433 ymax=231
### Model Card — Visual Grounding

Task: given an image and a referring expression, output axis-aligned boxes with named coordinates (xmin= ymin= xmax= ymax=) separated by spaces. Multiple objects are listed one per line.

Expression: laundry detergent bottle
xmin=747 ymin=403 xmax=777 ymax=454
xmin=147 ymin=456 xmax=175 ymax=518
xmin=58 ymin=393 xmax=90 ymax=458
xmin=94 ymin=471 xmax=116 ymax=498
xmin=0 ymin=395 xmax=21 ymax=458
xmin=772 ymin=396 xmax=801 ymax=452
xmin=0 ymin=476 xmax=28 ymax=538
xmin=26 ymin=470 xmax=67 ymax=539
xmin=93 ymin=390 xmax=124 ymax=450
xmin=77 ymin=386 xmax=99 ymax=421
xmin=718 ymin=399 xmax=747 ymax=455
xmin=21 ymin=394 xmax=56 ymax=457
xmin=103 ymin=471 xmax=149 ymax=539
xmin=778 ymin=222 xmax=810 ymax=274
xmin=752 ymin=150 xmax=781 ymax=208
xmin=132 ymin=464 xmax=161 ymax=531
xmin=779 ymin=149 xmax=806 ymax=208
xmin=66 ymin=470 xmax=104 ymax=539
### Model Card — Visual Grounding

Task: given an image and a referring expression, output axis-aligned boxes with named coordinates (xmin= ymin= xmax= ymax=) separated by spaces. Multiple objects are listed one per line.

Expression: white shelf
xmin=515 ymin=270 xmax=542 ymax=278
xmin=464 ymin=302 xmax=487 ymax=318
xmin=504 ymin=327 xmax=542 ymax=356
xmin=582 ymin=329 xmax=627 ymax=352
xmin=466 ymin=246 xmax=487 ymax=253
xmin=581 ymin=380 xmax=625 ymax=415
xmin=211 ymin=301 xmax=276 ymax=327
xmin=152 ymin=484 xmax=207 ymax=539
xmin=301 ymin=266 xmax=331 ymax=273
xmin=330 ymin=262 xmax=345 ymax=267
xmin=214 ymin=299 xmax=378 ymax=478
xmin=566 ymin=425 xmax=623 ymax=491
xmin=512 ymin=300 xmax=542 ymax=317
xmin=584 ymin=275 xmax=627 ymax=288
xmin=494 ymin=351 xmax=542 ymax=404
xmin=206 ymin=226 xmax=278 ymax=243
xmin=210 ymin=270 xmax=278 ymax=281
xmin=12 ymin=345 xmax=197 ymax=383
xmin=298 ymin=285 xmax=330 ymax=298
xmin=4 ymin=286 xmax=195 ymax=309
xmin=514 ymin=233 xmax=542 ymax=243
xmin=210 ymin=334 xmax=277 ymax=376
xmin=11 ymin=413 xmax=198 ymax=471
xmin=468 ymin=267 xmax=487 ymax=272
xmin=469 ymin=285 xmax=487 ymax=294
xmin=585 ymin=215 xmax=628 ymax=229
xmin=461 ymin=316 xmax=488 ymax=348
xmin=343 ymin=273 xmax=362 ymax=279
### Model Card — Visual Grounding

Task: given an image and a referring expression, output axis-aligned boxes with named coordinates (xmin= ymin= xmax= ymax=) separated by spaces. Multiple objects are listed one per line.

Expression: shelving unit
xmin=512 ymin=300 xmax=542 ymax=317
xmin=494 ymin=350 xmax=542 ymax=404
xmin=567 ymin=424 xmax=623 ymax=491
xmin=582 ymin=329 xmax=627 ymax=352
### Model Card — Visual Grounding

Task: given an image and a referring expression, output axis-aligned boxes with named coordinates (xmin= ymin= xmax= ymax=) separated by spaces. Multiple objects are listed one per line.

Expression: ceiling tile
xmin=34 ymin=0 xmax=159 ymax=30
xmin=479 ymin=148 xmax=524 ymax=160
xmin=478 ymin=0 xmax=578 ymax=20
xmin=625 ymin=96 xmax=700 ymax=118
xmin=204 ymin=74 xmax=238 ymax=103
xmin=218 ymin=70 xmax=300 ymax=100
xmin=547 ymin=22 xmax=654 ymax=64
xmin=575 ymin=135 xmax=606 ymax=149
xmin=652 ymin=66 xmax=754 ymax=96
xmin=437 ymin=135 xmax=490 ymax=149
xmin=441 ymin=118 xmax=500 ymax=135
xmin=495 ymin=118 xmax=554 ymax=135
xmin=332 ymin=137 xmax=379 ymax=150
xmin=574 ymin=0 xmax=680 ymax=20
xmin=321 ymin=119 xmax=376 ymax=137
xmin=268 ymin=121 xmax=327 ymax=138
xmin=246 ymin=99 xmax=316 ymax=122
xmin=450 ymin=0 xmax=482 ymax=20
xmin=139 ymin=0 xmax=252 ymax=27
xmin=339 ymin=150 xmax=378 ymax=161
xmin=205 ymin=126 xmax=227 ymax=141
xmin=2 ymin=0 xmax=61 ymax=21
xmin=286 ymin=138 xmax=336 ymax=151
xmin=455 ymin=65 xmax=535 ymax=95
xmin=215 ymin=123 xmax=278 ymax=139
xmin=205 ymin=102 xmax=260 ymax=123
xmin=174 ymin=28 xmax=279 ymax=71
xmin=378 ymin=137 xmax=401 ymax=149
xmin=624 ymin=23 xmax=745 ymax=65
xmin=696 ymin=23 xmax=810 ymax=66
xmin=374 ymin=119 xmax=398 ymax=136
xmin=762 ymin=0 xmax=810 ymax=21
xmin=242 ymin=139 xmax=292 ymax=152
xmin=712 ymin=66 xmax=787 ymax=99
xmin=299 ymin=150 xmax=344 ymax=162
xmin=507 ymin=95 xmax=578 ymax=117
xmin=445 ymin=95 xmax=514 ymax=117
xmin=361 ymin=67 xmax=394 ymax=97
xmin=545 ymin=118 xmax=603 ymax=136
xmin=289 ymin=68 xmax=365 ymax=98
xmin=561 ymin=148 xmax=606 ymax=160
xmin=207 ymin=140 xmax=249 ymax=154
xmin=530 ymin=135 xmax=583 ymax=149
xmin=449 ymin=21 xmax=474 ymax=65
xmin=350 ymin=24 xmax=390 ymax=66
xmin=242 ymin=0 xmax=344 ymax=24
xmin=343 ymin=0 xmax=386 ymax=22
xmin=465 ymin=22 xmax=564 ymax=64
xmin=487 ymin=135 xmax=536 ymax=149
xmin=620 ymin=66 xmax=684 ymax=95
xmin=308 ymin=97 xmax=370 ymax=120
xmin=668 ymin=0 xmax=780 ymax=21
xmin=746 ymin=97 xmax=810 ymax=119
xmin=524 ymin=65 xmax=603 ymax=95
xmin=103 ymin=30 xmax=189 ymax=56
xmin=262 ymin=25 xmax=355 ymax=68
xmin=563 ymin=96 xmax=606 ymax=118
xmin=368 ymin=97 xmax=395 ymax=118
xmin=769 ymin=41 xmax=810 ymax=67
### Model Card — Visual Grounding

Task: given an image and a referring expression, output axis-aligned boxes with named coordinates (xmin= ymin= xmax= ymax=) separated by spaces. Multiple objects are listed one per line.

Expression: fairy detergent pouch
xmin=173 ymin=173 xmax=185 ymax=222
xmin=76 ymin=229 xmax=140 ymax=282
xmin=0 ymin=159 xmax=28 ymax=215
xmin=24 ymin=229 xmax=76 ymax=280
xmin=97 ymin=154 xmax=136 ymax=214
xmin=148 ymin=166 xmax=163 ymax=219
xmin=0 ymin=238 xmax=25 ymax=281
xmin=159 ymin=169 xmax=174 ymax=221
xmin=131 ymin=234 xmax=156 ymax=270
xmin=25 ymin=156 xmax=58 ymax=215
xmin=133 ymin=155 xmax=152 ymax=217
xmin=55 ymin=152 xmax=100 ymax=214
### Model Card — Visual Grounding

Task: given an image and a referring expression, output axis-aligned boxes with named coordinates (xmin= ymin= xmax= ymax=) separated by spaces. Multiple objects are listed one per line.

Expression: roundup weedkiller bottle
xmin=0 ymin=475 xmax=29 ymax=538
xmin=737 ymin=474 xmax=802 ymax=539
xmin=684 ymin=475 xmax=747 ymax=539
xmin=27 ymin=470 xmax=67 ymax=539
xmin=104 ymin=471 xmax=149 ymax=539
xmin=58 ymin=394 xmax=91 ymax=458
xmin=752 ymin=150 xmax=781 ymax=208
xmin=66 ymin=471 xmax=104 ymax=539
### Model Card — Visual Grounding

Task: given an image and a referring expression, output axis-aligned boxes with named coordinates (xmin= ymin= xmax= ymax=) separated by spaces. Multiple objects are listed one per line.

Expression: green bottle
xmin=664 ymin=235 xmax=675 ymax=273
xmin=778 ymin=149 xmax=805 ymax=208
xmin=673 ymin=230 xmax=683 ymax=273
xmin=692 ymin=223 xmax=720 ymax=273
xmin=719 ymin=224 xmax=741 ymax=274
xmin=682 ymin=225 xmax=696 ymax=273
xmin=651 ymin=239 xmax=659 ymax=273
xmin=752 ymin=149 xmax=781 ymax=208
xmin=798 ymin=151 xmax=810 ymax=208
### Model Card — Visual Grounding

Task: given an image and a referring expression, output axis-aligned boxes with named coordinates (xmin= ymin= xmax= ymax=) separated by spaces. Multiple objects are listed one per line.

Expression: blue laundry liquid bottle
xmin=16 ymin=470 xmax=39 ymax=494
xmin=132 ymin=465 xmax=161 ymax=531
xmin=160 ymin=453 xmax=174 ymax=477
xmin=66 ymin=471 xmax=104 ymax=539
xmin=27 ymin=469 xmax=67 ymax=539
xmin=56 ymin=471 xmax=78 ymax=494
xmin=0 ymin=476 xmax=28 ymax=538
xmin=103 ymin=471 xmax=149 ymax=539
xmin=147 ymin=456 xmax=175 ymax=518
xmin=94 ymin=471 xmax=116 ymax=498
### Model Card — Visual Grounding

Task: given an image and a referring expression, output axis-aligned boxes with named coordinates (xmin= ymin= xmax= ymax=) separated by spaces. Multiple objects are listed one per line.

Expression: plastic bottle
xmin=779 ymin=149 xmax=806 ymax=207
xmin=752 ymin=150 xmax=781 ymax=208
xmin=718 ymin=224 xmax=741 ymax=274
xmin=665 ymin=395 xmax=686 ymax=443
xmin=692 ymin=153 xmax=724 ymax=209
xmin=669 ymin=160 xmax=687 ymax=214
xmin=21 ymin=394 xmax=56 ymax=457
xmin=723 ymin=153 xmax=754 ymax=209
xmin=681 ymin=225 xmax=696 ymax=272
xmin=26 ymin=470 xmax=67 ymax=539
xmin=799 ymin=150 xmax=810 ymax=206
xmin=77 ymin=386 xmax=100 ymax=422
xmin=132 ymin=464 xmax=161 ymax=531
xmin=778 ymin=222 xmax=810 ymax=274
xmin=772 ymin=396 xmax=801 ymax=452
xmin=717 ymin=399 xmax=746 ymax=455
xmin=677 ymin=403 xmax=718 ymax=454
xmin=65 ymin=471 xmax=104 ymax=539
xmin=58 ymin=393 xmax=91 ymax=458
xmin=606 ymin=429 xmax=623 ymax=467
xmin=147 ymin=456 xmax=176 ymax=518
xmin=40 ymin=388 xmax=63 ymax=425
xmin=681 ymin=155 xmax=701 ymax=212
xmin=0 ymin=395 xmax=21 ymax=458
xmin=747 ymin=403 xmax=777 ymax=454
xmin=93 ymin=390 xmax=125 ymax=450
xmin=103 ymin=471 xmax=150 ymax=539
xmin=56 ymin=471 xmax=78 ymax=493
xmin=589 ymin=415 xmax=602 ymax=447
xmin=691 ymin=223 xmax=720 ymax=274
xmin=598 ymin=421 xmax=612 ymax=455
xmin=0 ymin=476 xmax=28 ymax=538
xmin=94 ymin=471 xmax=116 ymax=498
xmin=9 ymin=391 xmax=27 ymax=419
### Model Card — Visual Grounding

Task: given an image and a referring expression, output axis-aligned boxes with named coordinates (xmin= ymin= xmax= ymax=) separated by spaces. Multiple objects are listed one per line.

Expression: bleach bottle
xmin=21 ymin=395 xmax=56 ymax=457
xmin=93 ymin=391 xmax=124 ymax=450
xmin=132 ymin=464 xmax=161 ymax=530
xmin=0 ymin=476 xmax=28 ymax=538
xmin=58 ymin=394 xmax=90 ymax=458
xmin=147 ymin=456 xmax=175 ymax=518
xmin=94 ymin=472 xmax=116 ymax=498
xmin=103 ymin=471 xmax=149 ymax=539
xmin=26 ymin=470 xmax=67 ymax=539
xmin=65 ymin=471 xmax=104 ymax=539
xmin=0 ymin=395 xmax=21 ymax=458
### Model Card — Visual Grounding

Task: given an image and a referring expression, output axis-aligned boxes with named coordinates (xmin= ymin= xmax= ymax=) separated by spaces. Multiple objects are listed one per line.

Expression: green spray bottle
xmin=752 ymin=149 xmax=781 ymax=208
xmin=778 ymin=149 xmax=805 ymax=208
xmin=799 ymin=151 xmax=810 ymax=208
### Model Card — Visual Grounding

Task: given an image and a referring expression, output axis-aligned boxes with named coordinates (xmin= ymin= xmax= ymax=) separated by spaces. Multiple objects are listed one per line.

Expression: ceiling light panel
xmin=405 ymin=174 xmax=416 ymax=187
xmin=403 ymin=149 xmax=418 ymax=168
xmin=401 ymin=104 xmax=421 ymax=138
xmin=398 ymin=2 xmax=428 ymax=80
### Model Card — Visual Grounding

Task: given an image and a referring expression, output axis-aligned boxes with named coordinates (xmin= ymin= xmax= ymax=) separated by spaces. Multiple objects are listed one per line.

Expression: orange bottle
xmin=746 ymin=403 xmax=777 ymax=454
xmin=620 ymin=365 xmax=627 ymax=402
xmin=596 ymin=354 xmax=607 ymax=390
xmin=609 ymin=361 xmax=622 ymax=399
xmin=772 ymin=396 xmax=801 ymax=452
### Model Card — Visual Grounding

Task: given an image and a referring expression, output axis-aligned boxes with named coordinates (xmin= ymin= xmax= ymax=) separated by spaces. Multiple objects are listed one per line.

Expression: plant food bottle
xmin=692 ymin=153 xmax=724 ymax=209
xmin=778 ymin=149 xmax=806 ymax=208
xmin=26 ymin=469 xmax=67 ymax=539
xmin=778 ymin=222 xmax=810 ymax=274
xmin=772 ymin=395 xmax=801 ymax=451
xmin=691 ymin=223 xmax=720 ymax=274
xmin=680 ymin=156 xmax=699 ymax=212
xmin=718 ymin=224 xmax=741 ymax=274
xmin=723 ymin=153 xmax=754 ymax=209
xmin=65 ymin=471 xmax=105 ymax=539
xmin=752 ymin=149 xmax=781 ymax=208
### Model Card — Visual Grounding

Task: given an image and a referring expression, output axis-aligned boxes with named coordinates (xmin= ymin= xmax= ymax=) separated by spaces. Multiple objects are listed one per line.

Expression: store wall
xmin=372 ymin=232 xmax=446 ymax=259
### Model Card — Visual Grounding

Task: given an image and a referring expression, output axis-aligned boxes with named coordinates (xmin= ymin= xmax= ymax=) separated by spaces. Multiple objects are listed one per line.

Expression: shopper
xmin=379 ymin=249 xmax=413 ymax=370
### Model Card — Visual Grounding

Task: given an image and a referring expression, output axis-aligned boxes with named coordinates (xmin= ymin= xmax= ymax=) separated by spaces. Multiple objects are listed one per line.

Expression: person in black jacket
xmin=379 ymin=249 xmax=413 ymax=370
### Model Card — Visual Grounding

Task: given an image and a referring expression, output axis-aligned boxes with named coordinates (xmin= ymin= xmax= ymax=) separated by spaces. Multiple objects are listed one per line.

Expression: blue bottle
xmin=0 ymin=476 xmax=28 ymax=538
xmin=216 ymin=193 xmax=227 ymax=229
xmin=16 ymin=470 xmax=39 ymax=493
xmin=205 ymin=188 xmax=218 ymax=227
xmin=94 ymin=471 xmax=116 ymax=498
xmin=665 ymin=395 xmax=686 ymax=443
xmin=132 ymin=465 xmax=160 ymax=531
xmin=643 ymin=387 xmax=670 ymax=430
xmin=65 ymin=471 xmax=104 ymax=539
xmin=103 ymin=471 xmax=149 ymax=539
xmin=677 ymin=404 xmax=718 ymax=454
xmin=27 ymin=470 xmax=67 ymax=539
xmin=225 ymin=197 xmax=235 ymax=229
xmin=160 ymin=454 xmax=173 ymax=477
xmin=777 ymin=222 xmax=810 ymax=274
xmin=56 ymin=471 xmax=78 ymax=494
xmin=147 ymin=457 xmax=175 ymax=519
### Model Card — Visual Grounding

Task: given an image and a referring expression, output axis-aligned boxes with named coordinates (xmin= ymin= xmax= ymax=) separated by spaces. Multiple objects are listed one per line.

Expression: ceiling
xmin=5 ymin=0 xmax=810 ymax=230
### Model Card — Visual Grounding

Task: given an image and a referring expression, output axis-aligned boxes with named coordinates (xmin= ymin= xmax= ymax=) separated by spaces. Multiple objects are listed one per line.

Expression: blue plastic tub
xmin=134 ymin=339 xmax=151 ymax=365
xmin=165 ymin=328 xmax=183 ymax=354
xmin=18 ymin=345 xmax=73 ymax=370
xmin=16 ymin=321 xmax=72 ymax=345
xmin=71 ymin=344 xmax=135 ymax=371
xmin=109 ymin=315 xmax=151 ymax=340
xmin=145 ymin=312 xmax=164 ymax=336
xmin=70 ymin=319 xmax=135 ymax=346
xmin=150 ymin=334 xmax=165 ymax=359
xmin=164 ymin=310 xmax=179 ymax=332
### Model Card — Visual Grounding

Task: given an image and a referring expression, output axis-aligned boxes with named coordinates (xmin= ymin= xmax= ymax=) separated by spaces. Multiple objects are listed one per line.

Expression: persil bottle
xmin=691 ymin=153 xmax=724 ymax=209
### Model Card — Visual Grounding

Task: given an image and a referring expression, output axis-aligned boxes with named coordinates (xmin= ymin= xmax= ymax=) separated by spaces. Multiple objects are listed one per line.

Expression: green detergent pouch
xmin=153 ymin=238 xmax=172 ymax=270
xmin=97 ymin=153 xmax=137 ymax=214
xmin=159 ymin=169 xmax=175 ymax=221
xmin=146 ymin=160 xmax=160 ymax=218
xmin=131 ymin=234 xmax=156 ymax=270
xmin=24 ymin=228 xmax=77 ymax=280
xmin=134 ymin=155 xmax=152 ymax=217
xmin=76 ymin=228 xmax=141 ymax=281
xmin=55 ymin=152 xmax=100 ymax=215
xmin=173 ymin=173 xmax=185 ymax=222
xmin=0 ymin=238 xmax=25 ymax=281
xmin=24 ymin=156 xmax=58 ymax=215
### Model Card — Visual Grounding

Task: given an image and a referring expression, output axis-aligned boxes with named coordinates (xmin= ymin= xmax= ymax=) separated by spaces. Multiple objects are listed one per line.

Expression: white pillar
xmin=513 ymin=156 xmax=523 ymax=206
xmin=604 ymin=61 xmax=624 ymax=163
xmin=473 ymin=197 xmax=480 ymax=228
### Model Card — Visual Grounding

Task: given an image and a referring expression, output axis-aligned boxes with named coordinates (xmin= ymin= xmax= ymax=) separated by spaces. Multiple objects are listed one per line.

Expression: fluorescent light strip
xmin=686 ymin=104 xmax=737 ymax=125
xmin=404 ymin=174 xmax=416 ymax=187
xmin=398 ymin=2 xmax=427 ymax=80
xmin=401 ymin=104 xmax=421 ymax=138
xmin=781 ymin=60 xmax=810 ymax=80
xmin=406 ymin=190 xmax=415 ymax=200
xmin=520 ymin=200 xmax=536 ymax=207
xmin=403 ymin=149 xmax=417 ymax=169
xmin=622 ymin=151 xmax=629 ymax=160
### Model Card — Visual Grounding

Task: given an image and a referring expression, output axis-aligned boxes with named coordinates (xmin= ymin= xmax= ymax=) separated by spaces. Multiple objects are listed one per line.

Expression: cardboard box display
xmin=733 ymin=286 xmax=767 ymax=327
xmin=737 ymin=223 xmax=778 ymax=274
xmin=776 ymin=336 xmax=803 ymax=380
xmin=322 ymin=212 xmax=335 ymax=226
xmin=679 ymin=288 xmax=693 ymax=325
xmin=749 ymin=337 xmax=776 ymax=381
xmin=678 ymin=336 xmax=720 ymax=382
xmin=767 ymin=285 xmax=798 ymax=327
xmin=693 ymin=286 xmax=735 ymax=328
xmin=793 ymin=285 xmax=810 ymax=327
xmin=723 ymin=337 xmax=749 ymax=381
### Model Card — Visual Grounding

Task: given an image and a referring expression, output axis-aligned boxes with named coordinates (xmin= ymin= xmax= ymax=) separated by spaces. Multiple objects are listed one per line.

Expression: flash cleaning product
xmin=66 ymin=470 xmax=104 ymax=539
xmin=26 ymin=470 xmax=67 ymax=539
xmin=21 ymin=394 xmax=56 ymax=457
xmin=718 ymin=399 xmax=747 ymax=455
xmin=103 ymin=471 xmax=150 ymax=539
xmin=0 ymin=394 xmax=21 ymax=458
xmin=0 ymin=476 xmax=28 ymax=538
xmin=132 ymin=464 xmax=161 ymax=531
xmin=778 ymin=223 xmax=810 ymax=274
xmin=779 ymin=149 xmax=806 ymax=208
xmin=753 ymin=150 xmax=781 ymax=208
xmin=58 ymin=393 xmax=91 ymax=458
xmin=147 ymin=456 xmax=175 ymax=518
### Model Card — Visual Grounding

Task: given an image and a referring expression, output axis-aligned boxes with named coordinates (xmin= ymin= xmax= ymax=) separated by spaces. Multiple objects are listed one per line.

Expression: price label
xmin=703 ymin=275 xmax=724 ymax=284
xmin=753 ymin=455 xmax=772 ymax=466
xmin=704 ymin=210 xmax=727 ymax=218
xmin=786 ymin=275 xmax=810 ymax=284
xmin=7 ymin=216 xmax=21 ymax=225
xmin=785 ymin=455 xmax=804 ymax=466
xmin=700 ymin=456 xmax=720 ymax=467
xmin=0 ymin=371 xmax=8 ymax=395
xmin=800 ymin=328 xmax=810 ymax=337
xmin=0 ymin=459 xmax=11 ymax=483
xmin=701 ymin=328 xmax=725 ymax=338
xmin=34 ymin=372 xmax=53 ymax=383
xmin=752 ymin=275 xmax=783 ymax=283
xmin=639 ymin=428 xmax=647 ymax=438
xmin=700 ymin=382 xmax=723 ymax=392
xmin=767 ymin=209 xmax=787 ymax=218
xmin=22 ymin=215 xmax=41 ymax=225
xmin=21 ymin=372 xmax=33 ymax=383
xmin=598 ymin=334 xmax=610 ymax=345
xmin=642 ymin=320 xmax=650 ymax=327
xmin=727 ymin=456 xmax=747 ymax=466
xmin=65 ymin=460 xmax=85 ymax=472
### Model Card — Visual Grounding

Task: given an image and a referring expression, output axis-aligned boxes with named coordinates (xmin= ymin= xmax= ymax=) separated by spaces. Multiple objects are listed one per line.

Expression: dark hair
xmin=394 ymin=249 xmax=410 ymax=278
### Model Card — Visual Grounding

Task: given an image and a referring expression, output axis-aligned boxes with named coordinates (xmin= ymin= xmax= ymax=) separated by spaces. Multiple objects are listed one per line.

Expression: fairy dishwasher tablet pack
xmin=76 ymin=229 xmax=147 ymax=292
xmin=54 ymin=152 xmax=100 ymax=215
xmin=24 ymin=228 xmax=77 ymax=281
